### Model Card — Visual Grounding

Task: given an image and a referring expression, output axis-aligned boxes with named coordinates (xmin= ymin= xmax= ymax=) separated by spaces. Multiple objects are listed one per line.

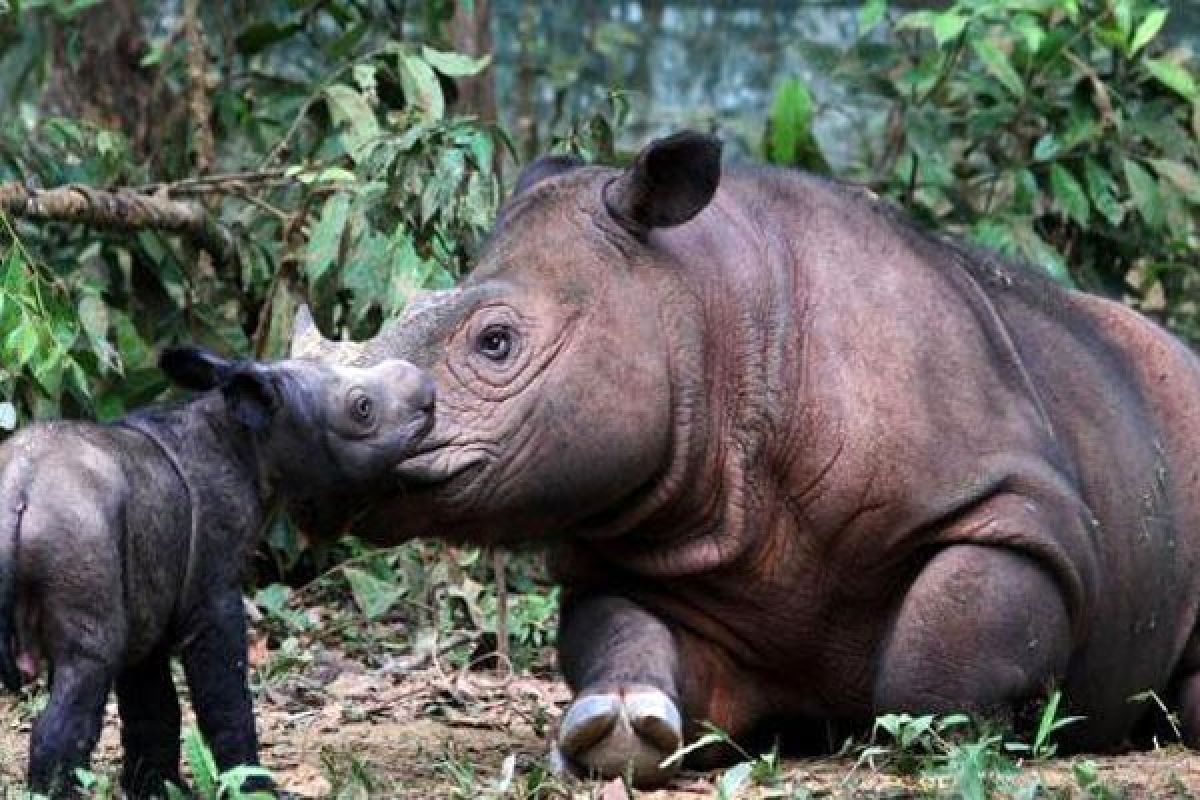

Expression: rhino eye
xmin=476 ymin=325 xmax=513 ymax=362
xmin=347 ymin=389 xmax=375 ymax=424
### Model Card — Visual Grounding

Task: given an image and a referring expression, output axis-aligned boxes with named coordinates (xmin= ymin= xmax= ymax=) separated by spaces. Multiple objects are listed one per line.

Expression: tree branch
xmin=0 ymin=183 xmax=235 ymax=268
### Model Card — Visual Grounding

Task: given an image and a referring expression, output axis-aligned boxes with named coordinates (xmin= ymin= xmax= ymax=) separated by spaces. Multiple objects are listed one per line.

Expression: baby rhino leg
xmin=875 ymin=544 xmax=1071 ymax=725
xmin=28 ymin=658 xmax=114 ymax=797
xmin=117 ymin=648 xmax=182 ymax=798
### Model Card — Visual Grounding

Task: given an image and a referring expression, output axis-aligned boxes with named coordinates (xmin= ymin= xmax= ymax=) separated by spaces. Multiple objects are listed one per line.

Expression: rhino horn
xmin=603 ymin=131 xmax=722 ymax=237
xmin=289 ymin=304 xmax=327 ymax=358
xmin=290 ymin=304 xmax=369 ymax=365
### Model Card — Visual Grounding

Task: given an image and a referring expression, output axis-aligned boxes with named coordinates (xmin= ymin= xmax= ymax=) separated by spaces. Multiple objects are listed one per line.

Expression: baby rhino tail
xmin=0 ymin=449 xmax=26 ymax=691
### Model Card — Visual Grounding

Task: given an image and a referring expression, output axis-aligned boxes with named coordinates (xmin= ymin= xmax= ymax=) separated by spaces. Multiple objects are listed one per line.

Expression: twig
xmin=492 ymin=548 xmax=509 ymax=672
xmin=0 ymin=182 xmax=234 ymax=267
xmin=137 ymin=168 xmax=293 ymax=194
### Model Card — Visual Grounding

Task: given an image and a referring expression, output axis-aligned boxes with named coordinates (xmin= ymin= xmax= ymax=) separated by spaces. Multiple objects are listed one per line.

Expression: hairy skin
xmin=0 ymin=350 xmax=433 ymax=797
xmin=295 ymin=132 xmax=1200 ymax=786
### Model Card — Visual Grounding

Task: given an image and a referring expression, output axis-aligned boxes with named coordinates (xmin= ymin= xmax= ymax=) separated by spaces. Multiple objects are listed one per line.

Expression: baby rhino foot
xmin=552 ymin=686 xmax=683 ymax=787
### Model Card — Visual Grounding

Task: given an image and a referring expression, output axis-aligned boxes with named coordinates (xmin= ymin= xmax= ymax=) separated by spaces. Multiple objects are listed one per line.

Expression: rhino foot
xmin=552 ymin=686 xmax=683 ymax=787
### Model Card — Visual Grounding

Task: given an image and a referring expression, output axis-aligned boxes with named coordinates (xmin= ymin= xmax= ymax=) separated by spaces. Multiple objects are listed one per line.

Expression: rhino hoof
xmin=553 ymin=686 xmax=683 ymax=787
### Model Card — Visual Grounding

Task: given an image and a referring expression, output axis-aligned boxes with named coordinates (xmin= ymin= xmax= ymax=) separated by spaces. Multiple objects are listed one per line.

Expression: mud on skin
xmin=0 ymin=348 xmax=433 ymax=797
xmin=295 ymin=131 xmax=1200 ymax=787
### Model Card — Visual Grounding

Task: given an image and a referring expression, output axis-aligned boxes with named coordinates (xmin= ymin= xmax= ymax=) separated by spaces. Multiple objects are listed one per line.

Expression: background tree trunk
xmin=41 ymin=0 xmax=182 ymax=167
xmin=449 ymin=0 xmax=496 ymax=122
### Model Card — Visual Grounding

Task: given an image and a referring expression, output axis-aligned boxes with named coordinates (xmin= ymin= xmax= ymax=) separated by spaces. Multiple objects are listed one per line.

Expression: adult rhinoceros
xmin=293 ymin=132 xmax=1200 ymax=786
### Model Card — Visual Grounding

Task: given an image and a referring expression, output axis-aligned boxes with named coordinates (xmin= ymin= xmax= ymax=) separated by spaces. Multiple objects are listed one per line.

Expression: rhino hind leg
xmin=28 ymin=658 xmax=115 ymax=797
xmin=874 ymin=544 xmax=1071 ymax=725
xmin=117 ymin=649 xmax=182 ymax=797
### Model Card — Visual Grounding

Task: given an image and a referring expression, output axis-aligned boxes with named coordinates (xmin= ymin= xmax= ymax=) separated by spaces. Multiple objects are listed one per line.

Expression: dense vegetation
xmin=0 ymin=0 xmax=1196 ymax=689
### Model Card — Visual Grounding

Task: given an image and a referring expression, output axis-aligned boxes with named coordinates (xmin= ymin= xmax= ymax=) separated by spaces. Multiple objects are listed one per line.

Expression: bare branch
xmin=0 ymin=183 xmax=235 ymax=267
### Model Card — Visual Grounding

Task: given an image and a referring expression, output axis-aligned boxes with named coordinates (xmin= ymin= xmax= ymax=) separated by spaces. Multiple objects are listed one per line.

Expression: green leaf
xmin=858 ymin=0 xmax=887 ymax=34
xmin=324 ymin=85 xmax=381 ymax=161
xmin=1112 ymin=0 xmax=1134 ymax=42
xmin=1011 ymin=13 xmax=1046 ymax=55
xmin=400 ymin=52 xmax=445 ymax=122
xmin=182 ymin=728 xmax=219 ymax=800
xmin=0 ymin=402 xmax=15 ymax=431
xmin=235 ymin=19 xmax=303 ymax=55
xmin=932 ymin=10 xmax=968 ymax=46
xmin=6 ymin=318 xmax=39 ymax=369
xmin=77 ymin=292 xmax=107 ymax=342
xmin=1049 ymin=164 xmax=1090 ymax=226
xmin=1145 ymin=58 xmax=1198 ymax=101
xmin=420 ymin=45 xmax=491 ymax=77
xmin=971 ymin=38 xmax=1025 ymax=97
xmin=1124 ymin=158 xmax=1164 ymax=229
xmin=1032 ymin=133 xmax=1059 ymax=162
xmin=1084 ymin=159 xmax=1123 ymax=226
xmin=766 ymin=77 xmax=813 ymax=164
xmin=305 ymin=193 xmax=351 ymax=285
xmin=716 ymin=761 xmax=753 ymax=800
xmin=1131 ymin=9 xmax=1168 ymax=55
xmin=1150 ymin=158 xmax=1200 ymax=202
xmin=343 ymin=567 xmax=403 ymax=620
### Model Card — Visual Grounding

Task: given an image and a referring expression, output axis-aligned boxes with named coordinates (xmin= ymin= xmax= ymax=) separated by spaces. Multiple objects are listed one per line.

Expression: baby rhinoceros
xmin=0 ymin=348 xmax=434 ymax=797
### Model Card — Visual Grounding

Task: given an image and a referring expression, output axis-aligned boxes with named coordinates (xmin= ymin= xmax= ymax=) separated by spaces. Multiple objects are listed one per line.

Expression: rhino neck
xmin=566 ymin=184 xmax=802 ymax=578
xmin=124 ymin=395 xmax=269 ymax=539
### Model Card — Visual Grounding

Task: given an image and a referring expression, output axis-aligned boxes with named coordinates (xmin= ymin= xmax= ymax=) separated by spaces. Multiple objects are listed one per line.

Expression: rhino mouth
xmin=395 ymin=442 xmax=492 ymax=487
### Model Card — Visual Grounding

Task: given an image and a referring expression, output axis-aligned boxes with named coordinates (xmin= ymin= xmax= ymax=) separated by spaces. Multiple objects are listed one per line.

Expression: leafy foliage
xmin=0 ymin=0 xmax=505 ymax=432
xmin=770 ymin=0 xmax=1200 ymax=344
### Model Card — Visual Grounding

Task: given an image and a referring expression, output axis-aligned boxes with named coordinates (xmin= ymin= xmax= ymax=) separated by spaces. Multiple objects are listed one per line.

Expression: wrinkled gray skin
xmin=295 ymin=131 xmax=1200 ymax=787
xmin=0 ymin=349 xmax=433 ymax=797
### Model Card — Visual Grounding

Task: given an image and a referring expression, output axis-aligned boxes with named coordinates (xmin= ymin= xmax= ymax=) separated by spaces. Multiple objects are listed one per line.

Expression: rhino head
xmin=293 ymin=132 xmax=723 ymax=546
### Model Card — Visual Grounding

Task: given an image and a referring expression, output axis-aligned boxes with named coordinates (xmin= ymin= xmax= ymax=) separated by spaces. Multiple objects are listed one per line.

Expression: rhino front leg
xmin=117 ymin=648 xmax=182 ymax=798
xmin=555 ymin=593 xmax=769 ymax=786
xmin=874 ymin=543 xmax=1071 ymax=724
xmin=554 ymin=594 xmax=683 ymax=785
xmin=28 ymin=658 xmax=114 ymax=797
xmin=180 ymin=592 xmax=262 ymax=780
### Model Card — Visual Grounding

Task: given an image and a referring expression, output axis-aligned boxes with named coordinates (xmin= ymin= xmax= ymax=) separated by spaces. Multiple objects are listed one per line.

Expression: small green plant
xmin=436 ymin=745 xmax=480 ymax=800
xmin=1005 ymin=690 xmax=1085 ymax=760
xmin=321 ymin=745 xmax=378 ymax=800
xmin=251 ymin=634 xmax=311 ymax=690
xmin=851 ymin=708 xmax=1074 ymax=800
xmin=661 ymin=722 xmax=797 ymax=799
xmin=164 ymin=728 xmax=274 ymax=800
xmin=1073 ymin=758 xmax=1125 ymax=799
xmin=72 ymin=768 xmax=116 ymax=799
xmin=1128 ymin=688 xmax=1184 ymax=743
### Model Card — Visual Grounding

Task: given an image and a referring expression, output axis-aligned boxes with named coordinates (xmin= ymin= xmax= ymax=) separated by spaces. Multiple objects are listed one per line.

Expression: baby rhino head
xmin=159 ymin=347 xmax=435 ymax=495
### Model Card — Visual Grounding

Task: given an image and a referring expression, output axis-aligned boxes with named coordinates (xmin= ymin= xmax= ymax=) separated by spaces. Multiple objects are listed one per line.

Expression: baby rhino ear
xmin=220 ymin=367 xmax=280 ymax=432
xmin=159 ymin=347 xmax=233 ymax=391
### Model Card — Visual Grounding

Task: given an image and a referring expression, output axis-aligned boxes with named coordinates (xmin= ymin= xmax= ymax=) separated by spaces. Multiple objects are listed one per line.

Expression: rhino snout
xmin=393 ymin=362 xmax=435 ymax=425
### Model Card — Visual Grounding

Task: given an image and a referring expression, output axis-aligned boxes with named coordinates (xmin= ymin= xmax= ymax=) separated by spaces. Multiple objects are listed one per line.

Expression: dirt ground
xmin=4 ymin=653 xmax=1200 ymax=800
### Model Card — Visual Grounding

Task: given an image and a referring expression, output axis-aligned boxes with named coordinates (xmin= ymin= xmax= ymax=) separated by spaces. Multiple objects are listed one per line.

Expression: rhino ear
xmin=290 ymin=304 xmax=324 ymax=358
xmin=221 ymin=366 xmax=281 ymax=432
xmin=159 ymin=347 xmax=233 ymax=391
xmin=603 ymin=131 xmax=722 ymax=237
xmin=513 ymin=154 xmax=583 ymax=196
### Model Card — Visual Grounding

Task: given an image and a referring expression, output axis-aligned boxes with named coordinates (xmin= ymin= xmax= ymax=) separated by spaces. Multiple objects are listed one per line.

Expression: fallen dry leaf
xmin=281 ymin=763 xmax=332 ymax=798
